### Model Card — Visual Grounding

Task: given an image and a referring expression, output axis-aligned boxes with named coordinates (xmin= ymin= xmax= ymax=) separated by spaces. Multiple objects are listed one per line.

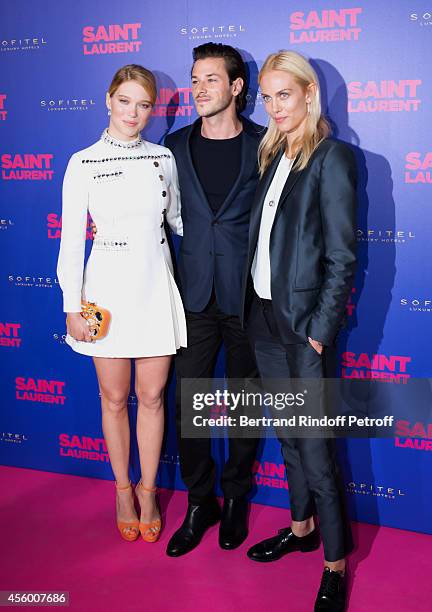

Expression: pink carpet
xmin=0 ymin=466 xmax=430 ymax=611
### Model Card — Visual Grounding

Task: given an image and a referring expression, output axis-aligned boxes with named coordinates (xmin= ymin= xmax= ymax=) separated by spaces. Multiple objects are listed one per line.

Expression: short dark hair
xmin=192 ymin=43 xmax=248 ymax=113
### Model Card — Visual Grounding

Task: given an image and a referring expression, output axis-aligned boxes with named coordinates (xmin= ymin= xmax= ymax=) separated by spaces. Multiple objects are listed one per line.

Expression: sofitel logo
xmin=40 ymin=98 xmax=96 ymax=112
xmin=0 ymin=218 xmax=14 ymax=231
xmin=8 ymin=275 xmax=59 ymax=289
xmin=346 ymin=481 xmax=405 ymax=500
xmin=0 ymin=36 xmax=47 ymax=52
xmin=341 ymin=352 xmax=411 ymax=384
xmin=180 ymin=24 xmax=246 ymax=40
xmin=82 ymin=23 xmax=142 ymax=55
xmin=53 ymin=332 xmax=67 ymax=345
xmin=127 ymin=393 xmax=138 ymax=407
xmin=152 ymin=87 xmax=194 ymax=118
xmin=0 ymin=322 xmax=21 ymax=348
xmin=15 ymin=377 xmax=66 ymax=405
xmin=159 ymin=452 xmax=180 ymax=466
xmin=0 ymin=94 xmax=7 ymax=120
xmin=1 ymin=154 xmax=54 ymax=181
xmin=356 ymin=228 xmax=415 ymax=244
xmin=400 ymin=297 xmax=432 ymax=313
xmin=410 ymin=11 xmax=432 ymax=26
xmin=405 ymin=152 xmax=432 ymax=184
xmin=0 ymin=432 xmax=29 ymax=444
xmin=290 ymin=8 xmax=362 ymax=43
xmin=246 ymin=92 xmax=264 ymax=108
xmin=59 ymin=433 xmax=109 ymax=462
xmin=348 ymin=80 xmax=422 ymax=113
xmin=253 ymin=460 xmax=288 ymax=490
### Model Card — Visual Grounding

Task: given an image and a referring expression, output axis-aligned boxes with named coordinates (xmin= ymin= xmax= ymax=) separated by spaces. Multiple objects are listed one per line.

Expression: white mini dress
xmin=57 ymin=129 xmax=187 ymax=358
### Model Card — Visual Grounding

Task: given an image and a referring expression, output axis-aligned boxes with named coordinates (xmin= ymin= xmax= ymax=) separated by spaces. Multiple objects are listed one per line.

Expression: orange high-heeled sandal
xmin=137 ymin=481 xmax=161 ymax=543
xmin=115 ymin=481 xmax=140 ymax=542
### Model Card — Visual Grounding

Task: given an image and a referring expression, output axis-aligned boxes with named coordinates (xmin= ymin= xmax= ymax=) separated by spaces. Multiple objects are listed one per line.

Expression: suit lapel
xmin=273 ymin=160 xmax=303 ymax=226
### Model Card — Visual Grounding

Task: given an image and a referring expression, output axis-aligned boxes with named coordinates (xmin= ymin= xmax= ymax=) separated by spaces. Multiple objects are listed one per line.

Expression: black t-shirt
xmin=190 ymin=124 xmax=242 ymax=214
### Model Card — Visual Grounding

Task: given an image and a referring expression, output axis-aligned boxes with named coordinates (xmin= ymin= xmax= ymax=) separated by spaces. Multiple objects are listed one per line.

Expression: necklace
xmin=101 ymin=128 xmax=143 ymax=149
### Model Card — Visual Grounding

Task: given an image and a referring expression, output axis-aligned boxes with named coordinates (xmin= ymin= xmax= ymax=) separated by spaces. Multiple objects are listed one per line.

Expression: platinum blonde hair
xmin=258 ymin=50 xmax=330 ymax=175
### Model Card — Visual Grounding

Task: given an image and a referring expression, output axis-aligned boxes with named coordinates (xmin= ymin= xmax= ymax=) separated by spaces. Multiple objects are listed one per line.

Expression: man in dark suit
xmin=165 ymin=43 xmax=262 ymax=557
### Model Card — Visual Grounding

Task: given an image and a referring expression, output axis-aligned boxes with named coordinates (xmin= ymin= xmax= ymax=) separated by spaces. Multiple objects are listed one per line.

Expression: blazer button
xmin=211 ymin=220 xmax=218 ymax=226
xmin=154 ymin=161 xmax=159 ymax=167
xmin=160 ymin=238 xmax=165 ymax=244
xmin=162 ymin=190 xmax=167 ymax=197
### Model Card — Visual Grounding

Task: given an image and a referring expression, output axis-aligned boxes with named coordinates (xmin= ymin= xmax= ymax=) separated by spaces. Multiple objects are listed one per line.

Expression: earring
xmin=107 ymin=109 xmax=111 ymax=116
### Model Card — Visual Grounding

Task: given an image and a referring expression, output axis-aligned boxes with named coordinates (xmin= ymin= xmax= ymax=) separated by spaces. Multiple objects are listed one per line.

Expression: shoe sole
xmin=219 ymin=531 xmax=248 ymax=550
xmin=247 ymin=542 xmax=320 ymax=562
xmin=314 ymin=603 xmax=345 ymax=612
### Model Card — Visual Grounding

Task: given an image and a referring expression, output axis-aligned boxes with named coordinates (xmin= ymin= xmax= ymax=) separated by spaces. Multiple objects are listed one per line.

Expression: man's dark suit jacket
xmin=241 ymin=138 xmax=357 ymax=346
xmin=165 ymin=116 xmax=263 ymax=316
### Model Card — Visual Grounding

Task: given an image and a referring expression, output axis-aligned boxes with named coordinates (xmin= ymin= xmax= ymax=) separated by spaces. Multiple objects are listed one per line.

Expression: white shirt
xmin=252 ymin=154 xmax=294 ymax=299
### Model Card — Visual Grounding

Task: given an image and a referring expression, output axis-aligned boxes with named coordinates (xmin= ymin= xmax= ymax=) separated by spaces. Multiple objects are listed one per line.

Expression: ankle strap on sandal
xmin=137 ymin=480 xmax=158 ymax=493
xmin=115 ymin=480 xmax=132 ymax=491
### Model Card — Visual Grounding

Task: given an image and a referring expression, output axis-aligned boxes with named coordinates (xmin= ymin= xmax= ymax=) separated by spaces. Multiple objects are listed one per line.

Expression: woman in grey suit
xmin=241 ymin=51 xmax=356 ymax=612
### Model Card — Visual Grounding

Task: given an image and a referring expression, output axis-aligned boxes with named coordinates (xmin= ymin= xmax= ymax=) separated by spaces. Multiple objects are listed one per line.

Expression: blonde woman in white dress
xmin=57 ymin=64 xmax=187 ymax=543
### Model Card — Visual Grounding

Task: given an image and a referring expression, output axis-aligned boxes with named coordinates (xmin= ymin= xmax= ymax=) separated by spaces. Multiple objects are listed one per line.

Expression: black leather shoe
xmin=166 ymin=499 xmax=221 ymax=557
xmin=314 ymin=567 xmax=347 ymax=611
xmin=247 ymin=527 xmax=320 ymax=562
xmin=219 ymin=498 xmax=249 ymax=550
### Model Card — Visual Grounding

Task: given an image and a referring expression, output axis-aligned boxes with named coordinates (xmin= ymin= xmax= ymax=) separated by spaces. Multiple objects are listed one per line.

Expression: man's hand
xmin=308 ymin=336 xmax=323 ymax=355
xmin=91 ymin=222 xmax=97 ymax=239
xmin=66 ymin=313 xmax=93 ymax=342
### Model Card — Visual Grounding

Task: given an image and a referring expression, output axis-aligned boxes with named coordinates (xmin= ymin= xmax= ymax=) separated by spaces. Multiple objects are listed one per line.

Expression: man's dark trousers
xmin=175 ymin=294 xmax=259 ymax=504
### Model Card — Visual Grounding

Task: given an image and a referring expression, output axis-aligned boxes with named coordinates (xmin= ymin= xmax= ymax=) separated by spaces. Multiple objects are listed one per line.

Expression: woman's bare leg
xmin=134 ymin=355 xmax=172 ymax=524
xmin=93 ymin=357 xmax=137 ymax=535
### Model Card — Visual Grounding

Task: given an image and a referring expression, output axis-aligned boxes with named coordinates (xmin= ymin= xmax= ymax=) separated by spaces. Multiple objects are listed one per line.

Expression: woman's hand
xmin=308 ymin=336 xmax=323 ymax=355
xmin=66 ymin=312 xmax=93 ymax=342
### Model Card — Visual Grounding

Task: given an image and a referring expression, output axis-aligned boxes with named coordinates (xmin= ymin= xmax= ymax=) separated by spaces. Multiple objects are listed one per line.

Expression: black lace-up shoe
xmin=314 ymin=567 xmax=347 ymax=611
xmin=247 ymin=527 xmax=320 ymax=562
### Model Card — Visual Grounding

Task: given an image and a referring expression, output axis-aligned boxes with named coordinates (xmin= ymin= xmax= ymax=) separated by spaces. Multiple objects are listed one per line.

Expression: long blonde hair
xmin=258 ymin=51 xmax=330 ymax=176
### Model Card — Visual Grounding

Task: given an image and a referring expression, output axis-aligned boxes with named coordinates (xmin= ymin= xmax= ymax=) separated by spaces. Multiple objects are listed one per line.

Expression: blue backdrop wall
xmin=1 ymin=0 xmax=431 ymax=534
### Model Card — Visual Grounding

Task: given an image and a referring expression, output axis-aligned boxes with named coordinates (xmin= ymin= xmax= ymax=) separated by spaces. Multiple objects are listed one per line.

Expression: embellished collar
xmin=101 ymin=128 xmax=143 ymax=149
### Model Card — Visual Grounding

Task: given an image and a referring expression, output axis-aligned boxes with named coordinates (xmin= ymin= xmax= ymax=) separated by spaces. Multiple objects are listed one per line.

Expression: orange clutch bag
xmin=80 ymin=301 xmax=111 ymax=340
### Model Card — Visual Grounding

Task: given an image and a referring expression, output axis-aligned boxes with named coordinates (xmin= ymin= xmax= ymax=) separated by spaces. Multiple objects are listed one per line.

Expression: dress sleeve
xmin=165 ymin=153 xmax=183 ymax=236
xmin=56 ymin=153 xmax=89 ymax=313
